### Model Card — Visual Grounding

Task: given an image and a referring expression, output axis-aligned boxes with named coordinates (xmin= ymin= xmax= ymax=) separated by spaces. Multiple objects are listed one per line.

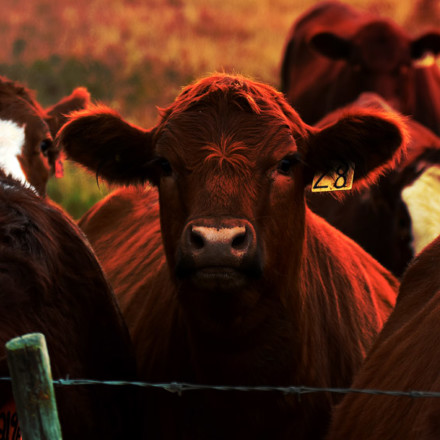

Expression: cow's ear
xmin=411 ymin=32 xmax=440 ymax=59
xmin=45 ymin=87 xmax=91 ymax=137
xmin=56 ymin=106 xmax=155 ymax=186
xmin=310 ymin=32 xmax=351 ymax=60
xmin=302 ymin=109 xmax=408 ymax=193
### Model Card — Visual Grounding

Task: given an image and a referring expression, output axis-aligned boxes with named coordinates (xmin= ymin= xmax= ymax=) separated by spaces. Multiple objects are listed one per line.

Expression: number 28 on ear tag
xmin=312 ymin=161 xmax=355 ymax=192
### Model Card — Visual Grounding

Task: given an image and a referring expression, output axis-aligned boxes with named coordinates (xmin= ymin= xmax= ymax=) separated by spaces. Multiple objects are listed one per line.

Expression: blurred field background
xmin=0 ymin=0 xmax=437 ymax=218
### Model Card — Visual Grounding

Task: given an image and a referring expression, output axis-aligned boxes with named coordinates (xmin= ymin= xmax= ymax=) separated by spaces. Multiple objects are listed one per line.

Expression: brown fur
xmin=0 ymin=76 xmax=90 ymax=195
xmin=0 ymin=171 xmax=139 ymax=439
xmin=308 ymin=93 xmax=440 ymax=277
xmin=281 ymin=1 xmax=440 ymax=134
xmin=326 ymin=235 xmax=440 ymax=439
xmin=59 ymin=74 xmax=405 ymax=439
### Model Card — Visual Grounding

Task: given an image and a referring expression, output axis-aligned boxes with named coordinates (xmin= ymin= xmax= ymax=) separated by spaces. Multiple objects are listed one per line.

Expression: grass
xmin=0 ymin=0 xmax=435 ymax=218
xmin=47 ymin=162 xmax=112 ymax=220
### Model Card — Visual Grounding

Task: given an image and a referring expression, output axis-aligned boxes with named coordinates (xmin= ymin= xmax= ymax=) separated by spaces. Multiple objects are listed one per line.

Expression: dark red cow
xmin=280 ymin=1 xmax=440 ymax=134
xmin=307 ymin=93 xmax=440 ymax=277
xmin=58 ymin=74 xmax=405 ymax=439
xmin=326 ymin=234 xmax=440 ymax=439
xmin=0 ymin=75 xmax=90 ymax=195
xmin=0 ymin=170 xmax=138 ymax=439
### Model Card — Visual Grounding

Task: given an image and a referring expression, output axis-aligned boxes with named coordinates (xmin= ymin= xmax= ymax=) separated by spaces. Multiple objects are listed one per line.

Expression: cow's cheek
xmin=264 ymin=173 xmax=305 ymax=276
xmin=17 ymin=152 xmax=50 ymax=196
xmin=157 ymin=176 xmax=189 ymax=274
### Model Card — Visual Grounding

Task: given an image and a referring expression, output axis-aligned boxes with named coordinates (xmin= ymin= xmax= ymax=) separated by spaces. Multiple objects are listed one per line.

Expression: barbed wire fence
xmin=1 ymin=375 xmax=440 ymax=399
xmin=4 ymin=333 xmax=440 ymax=439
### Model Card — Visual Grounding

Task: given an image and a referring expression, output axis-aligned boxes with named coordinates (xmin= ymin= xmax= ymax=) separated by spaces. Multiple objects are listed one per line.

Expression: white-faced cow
xmin=326 ymin=234 xmax=440 ymax=439
xmin=0 ymin=75 xmax=90 ymax=195
xmin=280 ymin=1 xmax=440 ymax=134
xmin=57 ymin=74 xmax=406 ymax=439
xmin=401 ymin=160 xmax=440 ymax=256
xmin=0 ymin=169 xmax=139 ymax=439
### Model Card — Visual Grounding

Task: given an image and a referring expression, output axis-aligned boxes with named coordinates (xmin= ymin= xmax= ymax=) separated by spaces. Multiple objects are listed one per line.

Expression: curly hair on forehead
xmin=157 ymin=73 xmax=308 ymax=137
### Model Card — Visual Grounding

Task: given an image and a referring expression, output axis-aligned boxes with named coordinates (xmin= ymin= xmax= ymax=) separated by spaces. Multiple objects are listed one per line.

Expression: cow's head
xmin=0 ymin=79 xmax=90 ymax=196
xmin=58 ymin=74 xmax=407 ymax=329
xmin=310 ymin=20 xmax=440 ymax=114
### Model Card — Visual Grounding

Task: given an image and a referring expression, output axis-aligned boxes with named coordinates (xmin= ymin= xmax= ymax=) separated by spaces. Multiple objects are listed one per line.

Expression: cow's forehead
xmin=353 ymin=20 xmax=411 ymax=61
xmin=0 ymin=93 xmax=49 ymax=137
xmin=155 ymin=105 xmax=297 ymax=169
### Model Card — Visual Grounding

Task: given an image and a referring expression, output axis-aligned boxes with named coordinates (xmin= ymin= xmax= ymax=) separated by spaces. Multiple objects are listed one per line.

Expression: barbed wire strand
xmin=0 ymin=376 xmax=438 ymax=399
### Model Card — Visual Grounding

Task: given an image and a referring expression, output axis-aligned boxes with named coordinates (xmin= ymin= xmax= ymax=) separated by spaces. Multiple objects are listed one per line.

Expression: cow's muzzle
xmin=176 ymin=218 xmax=262 ymax=290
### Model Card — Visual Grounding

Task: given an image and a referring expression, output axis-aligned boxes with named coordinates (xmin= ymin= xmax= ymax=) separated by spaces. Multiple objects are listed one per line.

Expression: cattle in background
xmin=308 ymin=93 xmax=440 ymax=277
xmin=0 ymin=170 xmax=138 ymax=439
xmin=280 ymin=1 xmax=440 ymax=134
xmin=401 ymin=160 xmax=440 ymax=255
xmin=58 ymin=74 xmax=405 ymax=439
xmin=325 ymin=234 xmax=440 ymax=439
xmin=0 ymin=75 xmax=90 ymax=195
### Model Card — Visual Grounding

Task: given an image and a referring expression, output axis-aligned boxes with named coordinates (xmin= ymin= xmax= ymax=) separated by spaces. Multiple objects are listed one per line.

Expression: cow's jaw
xmin=190 ymin=267 xmax=249 ymax=291
xmin=173 ymin=217 xmax=264 ymax=329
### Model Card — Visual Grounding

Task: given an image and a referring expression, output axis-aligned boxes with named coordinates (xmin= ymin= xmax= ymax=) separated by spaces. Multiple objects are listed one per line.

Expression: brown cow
xmin=307 ymin=93 xmax=440 ymax=277
xmin=280 ymin=1 xmax=440 ymax=134
xmin=58 ymin=74 xmax=405 ymax=439
xmin=326 ymin=234 xmax=440 ymax=439
xmin=0 ymin=75 xmax=90 ymax=195
xmin=0 ymin=170 xmax=139 ymax=439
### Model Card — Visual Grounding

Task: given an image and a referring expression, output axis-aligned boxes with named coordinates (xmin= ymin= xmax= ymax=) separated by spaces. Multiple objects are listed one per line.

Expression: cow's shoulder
xmin=326 ymin=236 xmax=440 ymax=439
xmin=303 ymin=209 xmax=398 ymax=315
xmin=79 ymin=185 xmax=168 ymax=314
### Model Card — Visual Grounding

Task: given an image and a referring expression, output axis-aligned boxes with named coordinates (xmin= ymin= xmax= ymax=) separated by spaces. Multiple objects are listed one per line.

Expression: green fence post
xmin=5 ymin=332 xmax=63 ymax=440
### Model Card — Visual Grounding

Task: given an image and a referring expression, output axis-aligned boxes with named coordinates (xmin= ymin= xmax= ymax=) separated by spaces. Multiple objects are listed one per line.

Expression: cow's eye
xmin=277 ymin=156 xmax=297 ymax=175
xmin=157 ymin=158 xmax=173 ymax=176
xmin=40 ymin=139 xmax=52 ymax=156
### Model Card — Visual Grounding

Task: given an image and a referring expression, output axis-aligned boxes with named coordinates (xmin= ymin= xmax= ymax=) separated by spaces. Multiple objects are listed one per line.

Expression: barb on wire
xmin=0 ymin=376 xmax=439 ymax=398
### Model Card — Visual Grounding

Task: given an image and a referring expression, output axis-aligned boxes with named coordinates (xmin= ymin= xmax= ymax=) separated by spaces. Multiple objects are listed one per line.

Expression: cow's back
xmin=79 ymin=186 xmax=179 ymax=369
xmin=0 ymin=178 xmax=139 ymax=439
xmin=79 ymin=185 xmax=165 ymax=309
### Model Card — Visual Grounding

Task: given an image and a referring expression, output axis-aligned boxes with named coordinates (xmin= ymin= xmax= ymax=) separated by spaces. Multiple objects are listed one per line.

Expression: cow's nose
xmin=181 ymin=219 xmax=257 ymax=267
xmin=190 ymin=225 xmax=249 ymax=256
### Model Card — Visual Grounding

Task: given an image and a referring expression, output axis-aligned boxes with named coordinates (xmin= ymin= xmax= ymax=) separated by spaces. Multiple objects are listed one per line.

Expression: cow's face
xmin=58 ymin=74 xmax=407 ymax=330
xmin=0 ymin=101 xmax=53 ymax=196
xmin=350 ymin=22 xmax=413 ymax=113
xmin=143 ymin=83 xmax=313 ymax=328
xmin=0 ymin=82 xmax=90 ymax=196
xmin=311 ymin=21 xmax=440 ymax=115
xmin=152 ymin=99 xmax=309 ymax=325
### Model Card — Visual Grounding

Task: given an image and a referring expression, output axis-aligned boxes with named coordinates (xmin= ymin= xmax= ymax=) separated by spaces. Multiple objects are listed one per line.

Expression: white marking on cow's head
xmin=402 ymin=165 xmax=440 ymax=255
xmin=0 ymin=119 xmax=28 ymax=185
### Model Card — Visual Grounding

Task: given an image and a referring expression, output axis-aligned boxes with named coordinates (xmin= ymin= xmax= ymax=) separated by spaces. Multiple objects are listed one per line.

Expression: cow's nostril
xmin=232 ymin=231 xmax=247 ymax=249
xmin=190 ymin=229 xmax=205 ymax=250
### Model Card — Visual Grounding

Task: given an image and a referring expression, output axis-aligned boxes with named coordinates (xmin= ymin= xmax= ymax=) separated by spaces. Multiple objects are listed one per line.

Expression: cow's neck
xmin=296 ymin=209 xmax=378 ymax=387
xmin=178 ymin=202 xmax=308 ymax=385
xmin=183 ymin=299 xmax=300 ymax=386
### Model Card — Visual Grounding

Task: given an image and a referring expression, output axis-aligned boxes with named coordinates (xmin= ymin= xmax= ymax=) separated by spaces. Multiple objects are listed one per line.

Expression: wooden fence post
xmin=5 ymin=332 xmax=63 ymax=440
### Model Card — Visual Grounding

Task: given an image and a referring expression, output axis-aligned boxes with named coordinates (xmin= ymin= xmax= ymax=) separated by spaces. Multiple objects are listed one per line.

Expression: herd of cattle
xmin=1 ymin=1 xmax=440 ymax=439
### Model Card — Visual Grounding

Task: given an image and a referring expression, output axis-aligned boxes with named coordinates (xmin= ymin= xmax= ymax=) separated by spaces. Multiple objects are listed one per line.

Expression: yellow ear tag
xmin=312 ymin=161 xmax=355 ymax=192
